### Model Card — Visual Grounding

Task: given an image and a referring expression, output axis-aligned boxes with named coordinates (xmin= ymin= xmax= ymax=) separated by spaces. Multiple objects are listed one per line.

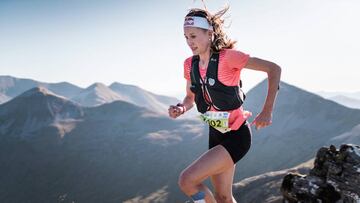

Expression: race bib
xmin=199 ymin=111 xmax=231 ymax=133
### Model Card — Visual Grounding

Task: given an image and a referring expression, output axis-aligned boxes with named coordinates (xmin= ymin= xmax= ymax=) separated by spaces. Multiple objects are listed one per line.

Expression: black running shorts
xmin=209 ymin=121 xmax=252 ymax=164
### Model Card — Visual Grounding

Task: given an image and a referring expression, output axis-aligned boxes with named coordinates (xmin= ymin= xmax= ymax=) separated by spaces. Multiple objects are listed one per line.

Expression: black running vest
xmin=190 ymin=53 xmax=245 ymax=114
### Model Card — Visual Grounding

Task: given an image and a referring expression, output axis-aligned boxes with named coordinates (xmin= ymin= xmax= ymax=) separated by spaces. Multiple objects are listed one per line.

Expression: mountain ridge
xmin=0 ymin=75 xmax=179 ymax=114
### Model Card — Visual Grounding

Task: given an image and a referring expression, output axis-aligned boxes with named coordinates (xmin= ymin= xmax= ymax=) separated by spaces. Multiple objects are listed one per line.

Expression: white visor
xmin=184 ymin=16 xmax=213 ymax=30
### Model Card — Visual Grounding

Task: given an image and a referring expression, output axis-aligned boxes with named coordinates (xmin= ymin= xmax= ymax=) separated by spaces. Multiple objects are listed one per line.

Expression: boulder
xmin=281 ymin=144 xmax=360 ymax=203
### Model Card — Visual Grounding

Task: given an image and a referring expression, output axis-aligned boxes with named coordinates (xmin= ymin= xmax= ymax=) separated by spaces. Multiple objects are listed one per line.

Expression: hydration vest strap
xmin=205 ymin=53 xmax=219 ymax=80
xmin=190 ymin=55 xmax=199 ymax=87
xmin=191 ymin=55 xmax=212 ymax=103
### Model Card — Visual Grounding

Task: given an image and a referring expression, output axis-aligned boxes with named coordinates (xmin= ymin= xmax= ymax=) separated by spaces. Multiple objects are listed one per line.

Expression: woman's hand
xmin=169 ymin=81 xmax=194 ymax=119
xmin=251 ymin=110 xmax=272 ymax=130
xmin=245 ymin=57 xmax=281 ymax=130
xmin=168 ymin=105 xmax=184 ymax=119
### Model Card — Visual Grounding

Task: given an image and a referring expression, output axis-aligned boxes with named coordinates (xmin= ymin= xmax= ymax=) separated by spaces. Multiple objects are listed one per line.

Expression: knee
xmin=214 ymin=192 xmax=233 ymax=203
xmin=178 ymin=169 xmax=196 ymax=192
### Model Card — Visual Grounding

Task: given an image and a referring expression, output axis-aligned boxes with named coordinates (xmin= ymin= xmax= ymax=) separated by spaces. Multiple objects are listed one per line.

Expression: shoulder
xmin=221 ymin=49 xmax=249 ymax=60
xmin=184 ymin=56 xmax=192 ymax=68
xmin=220 ymin=49 xmax=250 ymax=70
xmin=183 ymin=56 xmax=193 ymax=81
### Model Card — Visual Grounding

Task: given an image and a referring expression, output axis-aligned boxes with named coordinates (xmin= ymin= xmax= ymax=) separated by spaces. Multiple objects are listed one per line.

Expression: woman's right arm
xmin=168 ymin=80 xmax=195 ymax=118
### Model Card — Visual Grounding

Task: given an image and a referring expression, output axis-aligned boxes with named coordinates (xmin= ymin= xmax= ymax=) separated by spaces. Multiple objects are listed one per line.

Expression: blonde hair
xmin=185 ymin=5 xmax=236 ymax=52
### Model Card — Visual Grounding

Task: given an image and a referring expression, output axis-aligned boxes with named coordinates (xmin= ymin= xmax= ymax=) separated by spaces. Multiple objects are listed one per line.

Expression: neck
xmin=198 ymin=47 xmax=211 ymax=66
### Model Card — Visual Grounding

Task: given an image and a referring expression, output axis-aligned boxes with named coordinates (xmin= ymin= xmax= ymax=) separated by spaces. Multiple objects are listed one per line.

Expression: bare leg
xmin=178 ymin=145 xmax=234 ymax=203
xmin=210 ymin=164 xmax=237 ymax=203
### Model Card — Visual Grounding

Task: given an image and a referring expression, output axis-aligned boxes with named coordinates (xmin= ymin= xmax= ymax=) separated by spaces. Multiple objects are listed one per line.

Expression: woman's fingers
xmin=168 ymin=106 xmax=175 ymax=117
xmin=168 ymin=105 xmax=181 ymax=118
xmin=252 ymin=118 xmax=272 ymax=130
xmin=256 ymin=122 xmax=266 ymax=130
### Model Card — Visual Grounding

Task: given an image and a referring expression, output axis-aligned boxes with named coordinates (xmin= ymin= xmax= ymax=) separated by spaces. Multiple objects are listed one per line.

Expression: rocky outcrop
xmin=281 ymin=144 xmax=360 ymax=203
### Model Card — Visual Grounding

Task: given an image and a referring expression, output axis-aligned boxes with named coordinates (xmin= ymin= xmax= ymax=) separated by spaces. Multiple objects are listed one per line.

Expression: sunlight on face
xmin=183 ymin=27 xmax=211 ymax=55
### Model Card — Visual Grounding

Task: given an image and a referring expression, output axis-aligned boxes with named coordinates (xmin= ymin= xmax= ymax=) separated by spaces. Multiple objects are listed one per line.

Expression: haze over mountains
xmin=318 ymin=91 xmax=360 ymax=100
xmin=317 ymin=91 xmax=360 ymax=109
xmin=326 ymin=95 xmax=360 ymax=109
xmin=0 ymin=75 xmax=359 ymax=202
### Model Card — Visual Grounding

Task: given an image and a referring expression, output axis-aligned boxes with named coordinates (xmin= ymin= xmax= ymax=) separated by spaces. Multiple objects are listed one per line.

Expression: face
xmin=184 ymin=27 xmax=212 ymax=55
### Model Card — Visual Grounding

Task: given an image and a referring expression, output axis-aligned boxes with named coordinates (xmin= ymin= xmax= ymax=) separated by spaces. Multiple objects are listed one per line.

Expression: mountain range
xmin=0 ymin=76 xmax=180 ymax=115
xmin=0 ymin=76 xmax=359 ymax=202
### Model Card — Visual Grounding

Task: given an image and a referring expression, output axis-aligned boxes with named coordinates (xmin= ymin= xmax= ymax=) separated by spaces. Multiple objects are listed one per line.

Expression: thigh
xmin=208 ymin=125 xmax=225 ymax=149
xmin=220 ymin=122 xmax=252 ymax=164
xmin=210 ymin=164 xmax=236 ymax=198
xmin=181 ymin=145 xmax=234 ymax=184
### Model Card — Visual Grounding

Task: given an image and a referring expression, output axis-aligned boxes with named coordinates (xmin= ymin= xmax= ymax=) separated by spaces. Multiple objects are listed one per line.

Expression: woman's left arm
xmin=244 ymin=57 xmax=282 ymax=129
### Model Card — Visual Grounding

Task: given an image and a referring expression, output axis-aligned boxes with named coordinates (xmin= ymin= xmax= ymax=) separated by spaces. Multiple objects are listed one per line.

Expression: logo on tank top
xmin=208 ymin=78 xmax=215 ymax=86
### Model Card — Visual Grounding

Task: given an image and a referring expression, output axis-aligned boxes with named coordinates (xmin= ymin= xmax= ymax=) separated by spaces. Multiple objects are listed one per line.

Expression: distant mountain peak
xmin=1 ymin=86 xmax=82 ymax=115
xmin=87 ymin=82 xmax=107 ymax=89
xmin=84 ymin=82 xmax=116 ymax=95
xmin=71 ymin=82 xmax=124 ymax=106
xmin=23 ymin=86 xmax=51 ymax=95
xmin=109 ymin=82 xmax=137 ymax=89
xmin=18 ymin=86 xmax=66 ymax=100
xmin=0 ymin=87 xmax=83 ymax=137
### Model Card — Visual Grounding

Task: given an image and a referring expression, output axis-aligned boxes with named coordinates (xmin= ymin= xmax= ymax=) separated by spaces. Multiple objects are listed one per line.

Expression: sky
xmin=1 ymin=0 xmax=359 ymax=99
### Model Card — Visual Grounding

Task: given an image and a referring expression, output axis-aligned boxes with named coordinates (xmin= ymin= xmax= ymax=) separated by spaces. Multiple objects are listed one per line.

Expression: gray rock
xmin=281 ymin=144 xmax=360 ymax=203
